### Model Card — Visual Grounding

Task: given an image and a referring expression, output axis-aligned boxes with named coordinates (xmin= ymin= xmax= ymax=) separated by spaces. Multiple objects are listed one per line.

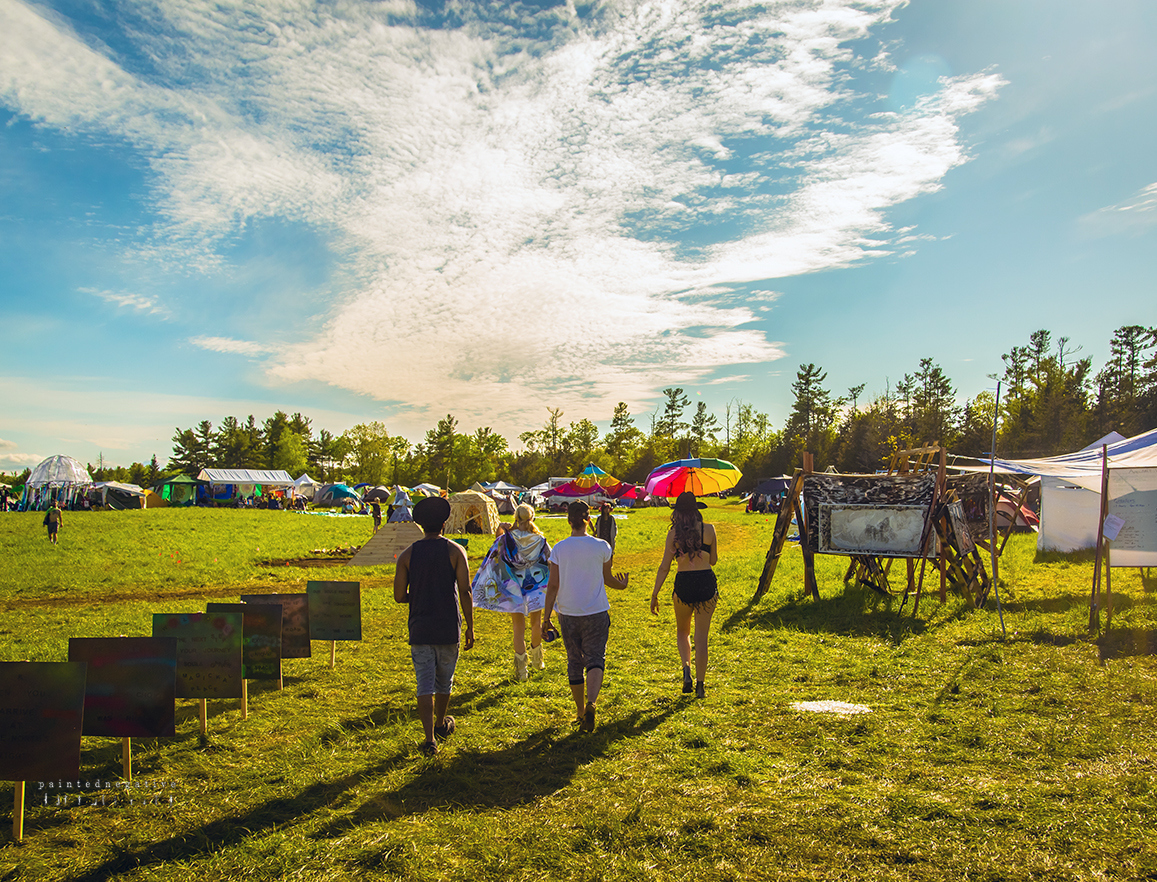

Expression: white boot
xmin=514 ymin=652 xmax=528 ymax=682
xmin=529 ymin=644 xmax=545 ymax=671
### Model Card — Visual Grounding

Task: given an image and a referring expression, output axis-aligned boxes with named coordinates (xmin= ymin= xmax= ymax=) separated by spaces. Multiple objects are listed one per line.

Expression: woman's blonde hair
xmin=513 ymin=503 xmax=542 ymax=534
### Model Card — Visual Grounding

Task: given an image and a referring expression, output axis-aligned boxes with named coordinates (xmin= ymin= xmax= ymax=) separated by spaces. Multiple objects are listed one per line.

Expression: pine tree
xmin=689 ymin=401 xmax=720 ymax=456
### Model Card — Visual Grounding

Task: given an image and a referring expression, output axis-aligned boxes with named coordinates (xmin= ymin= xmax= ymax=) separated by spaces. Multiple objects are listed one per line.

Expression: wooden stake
xmin=13 ymin=781 xmax=24 ymax=842
xmin=199 ymin=699 xmax=208 ymax=737
xmin=242 ymin=679 xmax=248 ymax=720
xmin=937 ymin=447 xmax=948 ymax=604
xmin=122 ymin=737 xmax=132 ymax=782
xmin=330 ymin=640 xmax=336 ymax=669
xmin=753 ymin=469 xmax=805 ymax=601
xmin=799 ymin=453 xmax=819 ymax=600
xmin=1105 ymin=540 xmax=1114 ymax=628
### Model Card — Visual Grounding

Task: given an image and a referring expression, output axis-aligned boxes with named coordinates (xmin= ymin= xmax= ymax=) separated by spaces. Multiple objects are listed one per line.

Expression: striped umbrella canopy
xmin=644 ymin=458 xmax=742 ymax=498
xmin=573 ymin=463 xmax=622 ymax=491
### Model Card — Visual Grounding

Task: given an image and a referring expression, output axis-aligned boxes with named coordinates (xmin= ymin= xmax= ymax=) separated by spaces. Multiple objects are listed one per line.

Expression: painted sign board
xmin=803 ymin=473 xmax=935 ymax=557
xmin=0 ymin=661 xmax=87 ymax=782
xmin=239 ymin=594 xmax=311 ymax=658
xmin=151 ymin=612 xmax=243 ymax=699
xmin=67 ymin=637 xmax=177 ymax=737
xmin=306 ymin=581 xmax=362 ymax=641
xmin=206 ymin=602 xmax=283 ymax=680
xmin=1107 ymin=468 xmax=1157 ymax=567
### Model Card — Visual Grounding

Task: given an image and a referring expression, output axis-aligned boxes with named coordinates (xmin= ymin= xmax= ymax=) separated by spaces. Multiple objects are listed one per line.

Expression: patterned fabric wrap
xmin=471 ymin=529 xmax=552 ymax=614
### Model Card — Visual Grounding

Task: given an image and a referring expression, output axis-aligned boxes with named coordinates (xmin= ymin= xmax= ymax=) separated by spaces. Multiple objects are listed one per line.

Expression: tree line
xmin=62 ymin=323 xmax=1156 ymax=492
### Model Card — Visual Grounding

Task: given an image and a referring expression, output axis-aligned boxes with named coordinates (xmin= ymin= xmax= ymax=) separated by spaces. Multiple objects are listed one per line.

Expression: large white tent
xmin=23 ymin=454 xmax=92 ymax=508
xmin=971 ymin=429 xmax=1157 ymax=555
xmin=28 ymin=454 xmax=91 ymax=487
xmin=198 ymin=468 xmax=295 ymax=502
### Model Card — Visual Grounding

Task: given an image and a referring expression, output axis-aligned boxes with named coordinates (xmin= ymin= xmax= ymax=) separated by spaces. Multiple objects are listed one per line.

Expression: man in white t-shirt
xmin=543 ymin=501 xmax=630 ymax=732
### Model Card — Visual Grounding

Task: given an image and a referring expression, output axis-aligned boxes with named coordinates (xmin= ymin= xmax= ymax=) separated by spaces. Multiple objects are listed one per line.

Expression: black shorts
xmin=673 ymin=569 xmax=717 ymax=609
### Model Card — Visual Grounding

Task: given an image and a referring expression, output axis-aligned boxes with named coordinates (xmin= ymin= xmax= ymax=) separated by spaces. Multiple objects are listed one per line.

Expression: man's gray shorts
xmin=410 ymin=643 xmax=459 ymax=696
xmin=558 ymin=611 xmax=610 ymax=685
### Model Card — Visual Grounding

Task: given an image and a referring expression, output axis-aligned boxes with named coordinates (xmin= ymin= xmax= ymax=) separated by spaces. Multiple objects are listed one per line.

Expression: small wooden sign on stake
xmin=0 ymin=661 xmax=87 ymax=843
xmin=307 ymin=581 xmax=362 ymax=668
xmin=151 ymin=613 xmax=243 ymax=737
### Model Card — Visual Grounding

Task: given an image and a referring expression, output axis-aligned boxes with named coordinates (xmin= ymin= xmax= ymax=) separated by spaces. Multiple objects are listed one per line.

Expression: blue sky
xmin=1 ymin=0 xmax=1154 ymax=472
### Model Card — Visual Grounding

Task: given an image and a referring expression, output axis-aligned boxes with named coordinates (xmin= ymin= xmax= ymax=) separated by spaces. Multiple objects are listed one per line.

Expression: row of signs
xmin=0 ymin=581 xmax=361 ymax=782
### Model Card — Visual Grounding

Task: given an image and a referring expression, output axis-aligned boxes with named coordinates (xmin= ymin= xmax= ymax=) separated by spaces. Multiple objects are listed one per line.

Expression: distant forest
xmin=19 ymin=324 xmax=1152 ymax=493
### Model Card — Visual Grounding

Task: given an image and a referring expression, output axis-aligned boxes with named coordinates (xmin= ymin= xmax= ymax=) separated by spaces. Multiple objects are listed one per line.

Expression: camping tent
xmin=155 ymin=474 xmax=208 ymax=506
xmin=90 ymin=481 xmax=146 ymax=510
xmin=969 ymin=428 xmax=1157 ymax=554
xmin=445 ymin=490 xmax=500 ymax=535
xmin=153 ymin=474 xmax=208 ymax=502
xmin=315 ymin=483 xmax=361 ymax=507
xmin=362 ymin=486 xmax=393 ymax=503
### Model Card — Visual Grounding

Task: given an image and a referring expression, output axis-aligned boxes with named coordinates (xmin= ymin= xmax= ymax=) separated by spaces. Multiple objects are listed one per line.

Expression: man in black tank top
xmin=395 ymin=496 xmax=474 ymax=756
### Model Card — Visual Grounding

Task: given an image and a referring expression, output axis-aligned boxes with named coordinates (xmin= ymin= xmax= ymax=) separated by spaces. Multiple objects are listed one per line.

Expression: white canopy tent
xmin=294 ymin=473 xmax=321 ymax=499
xmin=197 ymin=468 xmax=295 ymax=501
xmin=966 ymin=428 xmax=1157 ymax=556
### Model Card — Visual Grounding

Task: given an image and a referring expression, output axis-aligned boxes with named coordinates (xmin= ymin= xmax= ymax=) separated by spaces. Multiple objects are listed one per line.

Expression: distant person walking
xmin=594 ymin=501 xmax=618 ymax=554
xmin=394 ymin=496 xmax=475 ymax=756
xmin=44 ymin=500 xmax=64 ymax=545
xmin=370 ymin=500 xmax=382 ymax=532
xmin=543 ymin=501 xmax=630 ymax=732
xmin=651 ymin=492 xmax=718 ymax=699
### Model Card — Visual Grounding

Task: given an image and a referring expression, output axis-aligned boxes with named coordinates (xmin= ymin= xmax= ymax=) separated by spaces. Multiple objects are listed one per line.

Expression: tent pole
xmin=1089 ymin=446 xmax=1109 ymax=632
xmin=989 ymin=382 xmax=1006 ymax=639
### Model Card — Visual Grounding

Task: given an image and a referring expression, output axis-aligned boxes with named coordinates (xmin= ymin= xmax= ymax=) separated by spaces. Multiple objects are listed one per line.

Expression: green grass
xmin=2 ymin=503 xmax=1157 ymax=880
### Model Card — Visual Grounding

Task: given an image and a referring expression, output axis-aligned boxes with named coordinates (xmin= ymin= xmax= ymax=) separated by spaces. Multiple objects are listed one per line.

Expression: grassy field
xmin=2 ymin=503 xmax=1156 ymax=881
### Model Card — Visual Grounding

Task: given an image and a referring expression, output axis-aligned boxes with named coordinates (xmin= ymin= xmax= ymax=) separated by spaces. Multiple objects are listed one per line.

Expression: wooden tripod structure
xmin=752 ymin=445 xmax=1020 ymax=612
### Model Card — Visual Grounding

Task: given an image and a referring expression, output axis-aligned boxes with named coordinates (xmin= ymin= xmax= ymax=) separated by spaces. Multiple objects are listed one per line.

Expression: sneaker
xmin=433 ymin=716 xmax=455 ymax=740
xmin=695 ymin=681 xmax=706 ymax=700
xmin=581 ymin=701 xmax=596 ymax=732
xmin=682 ymin=666 xmax=693 ymax=694
xmin=420 ymin=741 xmax=438 ymax=757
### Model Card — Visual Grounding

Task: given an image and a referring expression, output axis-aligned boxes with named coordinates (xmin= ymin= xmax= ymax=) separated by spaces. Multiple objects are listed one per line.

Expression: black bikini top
xmin=678 ymin=524 xmax=712 ymax=556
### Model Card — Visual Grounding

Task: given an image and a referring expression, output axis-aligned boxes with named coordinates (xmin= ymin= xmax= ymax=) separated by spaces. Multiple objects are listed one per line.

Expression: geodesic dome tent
xmin=23 ymin=454 xmax=92 ymax=509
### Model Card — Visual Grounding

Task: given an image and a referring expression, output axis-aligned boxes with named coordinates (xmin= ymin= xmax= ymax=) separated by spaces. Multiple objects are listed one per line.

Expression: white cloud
xmin=1078 ymin=183 xmax=1157 ymax=237
xmin=0 ymin=0 xmax=1001 ymax=437
xmin=80 ymin=287 xmax=170 ymax=317
xmin=0 ymin=452 xmax=45 ymax=470
xmin=190 ymin=336 xmax=274 ymax=356
xmin=0 ymin=437 xmax=43 ymax=470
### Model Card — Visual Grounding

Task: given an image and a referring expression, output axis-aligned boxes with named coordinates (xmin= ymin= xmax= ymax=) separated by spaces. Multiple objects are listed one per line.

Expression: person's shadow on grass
xmin=310 ymin=702 xmax=678 ymax=836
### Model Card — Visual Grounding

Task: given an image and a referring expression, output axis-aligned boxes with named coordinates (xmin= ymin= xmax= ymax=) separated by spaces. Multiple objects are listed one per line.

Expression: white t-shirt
xmin=549 ymin=534 xmax=612 ymax=616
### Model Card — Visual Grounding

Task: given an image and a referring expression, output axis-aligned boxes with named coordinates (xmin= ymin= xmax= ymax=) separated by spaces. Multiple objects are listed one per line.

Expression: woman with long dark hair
xmin=650 ymin=491 xmax=718 ymax=698
xmin=594 ymin=500 xmax=617 ymax=554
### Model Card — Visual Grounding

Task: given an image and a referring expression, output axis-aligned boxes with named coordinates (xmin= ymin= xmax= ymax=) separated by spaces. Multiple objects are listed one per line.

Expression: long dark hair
xmin=671 ymin=508 xmax=704 ymax=559
xmin=595 ymin=503 xmax=614 ymax=543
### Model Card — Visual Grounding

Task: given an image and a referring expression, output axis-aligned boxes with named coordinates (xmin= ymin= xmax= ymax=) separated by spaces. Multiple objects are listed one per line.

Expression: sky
xmin=1 ymin=0 xmax=1154 ymax=473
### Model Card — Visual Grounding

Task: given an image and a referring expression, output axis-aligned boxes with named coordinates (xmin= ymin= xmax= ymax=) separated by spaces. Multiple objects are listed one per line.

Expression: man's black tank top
xmin=407 ymin=537 xmax=460 ymax=645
